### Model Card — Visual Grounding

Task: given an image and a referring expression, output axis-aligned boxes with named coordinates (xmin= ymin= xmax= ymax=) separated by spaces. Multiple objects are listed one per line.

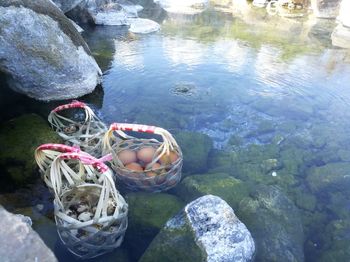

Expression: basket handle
xmin=36 ymin=143 xmax=81 ymax=153
xmin=110 ymin=123 xmax=158 ymax=134
xmin=52 ymin=100 xmax=86 ymax=113
xmin=58 ymin=153 xmax=110 ymax=173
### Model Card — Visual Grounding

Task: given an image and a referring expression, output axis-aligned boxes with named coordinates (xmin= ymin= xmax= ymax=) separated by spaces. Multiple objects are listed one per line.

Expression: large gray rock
xmin=331 ymin=24 xmax=350 ymax=49
xmin=0 ymin=206 xmax=57 ymax=262
xmin=140 ymin=195 xmax=255 ymax=262
xmin=0 ymin=0 xmax=101 ymax=101
xmin=52 ymin=0 xmax=84 ymax=13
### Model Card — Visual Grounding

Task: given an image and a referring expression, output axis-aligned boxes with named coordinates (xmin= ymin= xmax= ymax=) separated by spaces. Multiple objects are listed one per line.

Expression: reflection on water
xmin=82 ymin=5 xmax=350 ymax=261
xmin=2 ymin=2 xmax=350 ymax=262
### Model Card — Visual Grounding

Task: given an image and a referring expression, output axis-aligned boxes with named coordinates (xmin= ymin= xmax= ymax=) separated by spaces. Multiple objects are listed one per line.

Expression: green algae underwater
xmin=1 ymin=3 xmax=350 ymax=262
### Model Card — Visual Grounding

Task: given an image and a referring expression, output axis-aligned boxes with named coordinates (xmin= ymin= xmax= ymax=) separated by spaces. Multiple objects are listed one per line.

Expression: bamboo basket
xmin=34 ymin=143 xmax=82 ymax=189
xmin=48 ymin=100 xmax=107 ymax=157
xmin=103 ymin=123 xmax=183 ymax=192
xmin=51 ymin=153 xmax=128 ymax=259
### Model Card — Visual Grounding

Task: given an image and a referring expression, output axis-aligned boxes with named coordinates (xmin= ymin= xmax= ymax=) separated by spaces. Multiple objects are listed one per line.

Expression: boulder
xmin=174 ymin=173 xmax=250 ymax=210
xmin=175 ymin=131 xmax=213 ymax=174
xmin=140 ymin=195 xmax=255 ymax=262
xmin=239 ymin=185 xmax=304 ymax=262
xmin=306 ymin=162 xmax=350 ymax=193
xmin=0 ymin=0 xmax=101 ymax=101
xmin=0 ymin=206 xmax=57 ymax=262
xmin=52 ymin=0 xmax=84 ymax=13
xmin=0 ymin=114 xmax=62 ymax=191
xmin=124 ymin=192 xmax=184 ymax=261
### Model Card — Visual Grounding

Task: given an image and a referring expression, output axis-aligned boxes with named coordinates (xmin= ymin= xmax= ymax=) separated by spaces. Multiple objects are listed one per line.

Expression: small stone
xmin=271 ymin=171 xmax=277 ymax=177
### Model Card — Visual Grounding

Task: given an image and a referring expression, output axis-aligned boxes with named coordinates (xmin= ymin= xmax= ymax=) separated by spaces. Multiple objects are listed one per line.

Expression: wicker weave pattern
xmin=103 ymin=123 xmax=183 ymax=192
xmin=48 ymin=101 xmax=107 ymax=157
xmin=50 ymin=153 xmax=128 ymax=259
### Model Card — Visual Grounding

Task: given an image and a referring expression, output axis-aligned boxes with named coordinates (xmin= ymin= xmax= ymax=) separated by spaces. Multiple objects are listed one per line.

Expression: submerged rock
xmin=0 ymin=114 xmax=62 ymax=190
xmin=124 ymin=192 xmax=184 ymax=261
xmin=140 ymin=195 xmax=255 ymax=262
xmin=174 ymin=173 xmax=250 ymax=210
xmin=175 ymin=131 xmax=213 ymax=174
xmin=0 ymin=207 xmax=57 ymax=261
xmin=239 ymin=185 xmax=304 ymax=262
xmin=0 ymin=0 xmax=102 ymax=101
xmin=307 ymin=162 xmax=350 ymax=193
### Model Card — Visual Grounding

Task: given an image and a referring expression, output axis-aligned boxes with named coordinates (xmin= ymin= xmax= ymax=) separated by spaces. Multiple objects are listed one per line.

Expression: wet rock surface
xmin=0 ymin=206 xmax=57 ymax=262
xmin=239 ymin=185 xmax=304 ymax=262
xmin=0 ymin=0 xmax=101 ymax=101
xmin=52 ymin=0 xmax=84 ymax=13
xmin=140 ymin=195 xmax=255 ymax=262
xmin=0 ymin=114 xmax=62 ymax=191
xmin=124 ymin=192 xmax=184 ymax=261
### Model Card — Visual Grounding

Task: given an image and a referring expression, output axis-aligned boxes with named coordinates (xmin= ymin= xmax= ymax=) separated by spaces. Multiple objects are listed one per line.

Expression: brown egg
xmin=125 ymin=162 xmax=143 ymax=172
xmin=137 ymin=147 xmax=156 ymax=163
xmin=156 ymin=175 xmax=166 ymax=185
xmin=151 ymin=163 xmax=161 ymax=170
xmin=159 ymin=151 xmax=179 ymax=166
xmin=118 ymin=150 xmax=137 ymax=165
xmin=146 ymin=171 xmax=157 ymax=178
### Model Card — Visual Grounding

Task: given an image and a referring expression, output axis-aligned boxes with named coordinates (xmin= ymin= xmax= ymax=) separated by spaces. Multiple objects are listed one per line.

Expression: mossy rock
xmin=175 ymin=131 xmax=213 ymax=174
xmin=319 ymin=219 xmax=350 ymax=262
xmin=124 ymin=192 xmax=184 ymax=261
xmin=238 ymin=185 xmax=304 ymax=262
xmin=174 ymin=173 xmax=250 ymax=210
xmin=306 ymin=162 xmax=350 ymax=194
xmin=0 ymin=114 xmax=62 ymax=191
xmin=139 ymin=212 xmax=203 ymax=262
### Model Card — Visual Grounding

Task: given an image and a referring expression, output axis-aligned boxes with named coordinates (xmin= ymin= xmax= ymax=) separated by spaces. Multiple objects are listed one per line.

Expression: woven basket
xmin=35 ymin=143 xmax=83 ymax=189
xmin=51 ymin=153 xmax=128 ymax=259
xmin=103 ymin=123 xmax=183 ymax=192
xmin=48 ymin=100 xmax=107 ymax=157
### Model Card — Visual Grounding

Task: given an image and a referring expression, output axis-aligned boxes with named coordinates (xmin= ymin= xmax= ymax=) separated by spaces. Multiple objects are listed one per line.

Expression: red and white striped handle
xmin=37 ymin=143 xmax=80 ymax=153
xmin=59 ymin=153 xmax=109 ymax=173
xmin=52 ymin=100 xmax=86 ymax=113
xmin=110 ymin=123 xmax=157 ymax=134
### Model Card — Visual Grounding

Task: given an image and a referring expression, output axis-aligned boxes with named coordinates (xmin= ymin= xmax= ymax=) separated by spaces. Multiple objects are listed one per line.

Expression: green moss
xmin=140 ymin=213 xmax=203 ymax=262
xmin=174 ymin=173 xmax=250 ymax=210
xmin=0 ymin=114 xmax=62 ymax=190
xmin=124 ymin=192 xmax=184 ymax=261
xmin=175 ymin=131 xmax=213 ymax=174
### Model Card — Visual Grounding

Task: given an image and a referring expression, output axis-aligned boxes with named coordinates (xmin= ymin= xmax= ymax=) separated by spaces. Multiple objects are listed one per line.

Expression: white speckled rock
xmin=128 ymin=18 xmax=160 ymax=34
xmin=140 ymin=195 xmax=255 ymax=262
xmin=0 ymin=207 xmax=57 ymax=262
xmin=0 ymin=0 xmax=101 ymax=101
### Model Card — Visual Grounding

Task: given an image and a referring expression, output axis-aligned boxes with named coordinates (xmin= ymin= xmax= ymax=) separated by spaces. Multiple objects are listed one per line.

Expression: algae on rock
xmin=124 ymin=192 xmax=184 ymax=261
xmin=0 ymin=114 xmax=62 ymax=191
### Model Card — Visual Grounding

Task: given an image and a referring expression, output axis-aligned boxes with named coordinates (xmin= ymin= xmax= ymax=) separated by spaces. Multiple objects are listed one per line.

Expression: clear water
xmin=2 ymin=3 xmax=350 ymax=262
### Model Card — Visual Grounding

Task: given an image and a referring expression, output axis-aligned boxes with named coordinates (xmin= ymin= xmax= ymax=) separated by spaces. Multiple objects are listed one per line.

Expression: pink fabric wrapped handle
xmin=110 ymin=123 xmax=157 ymax=134
xmin=37 ymin=143 xmax=80 ymax=153
xmin=59 ymin=153 xmax=109 ymax=173
xmin=52 ymin=100 xmax=86 ymax=113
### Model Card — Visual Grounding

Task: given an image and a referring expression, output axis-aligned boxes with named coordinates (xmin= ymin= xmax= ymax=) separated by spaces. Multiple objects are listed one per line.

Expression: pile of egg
xmin=117 ymin=146 xmax=179 ymax=177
